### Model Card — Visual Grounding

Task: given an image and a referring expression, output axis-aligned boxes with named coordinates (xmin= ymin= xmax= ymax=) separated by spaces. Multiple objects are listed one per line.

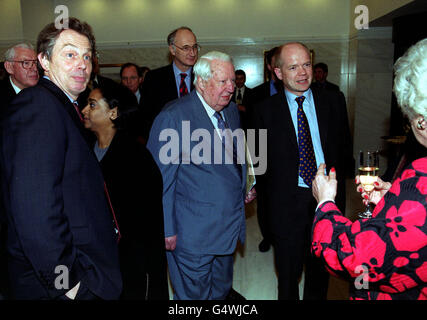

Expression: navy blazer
xmin=253 ymin=87 xmax=354 ymax=237
xmin=147 ymin=90 xmax=246 ymax=255
xmin=0 ymin=78 xmax=122 ymax=299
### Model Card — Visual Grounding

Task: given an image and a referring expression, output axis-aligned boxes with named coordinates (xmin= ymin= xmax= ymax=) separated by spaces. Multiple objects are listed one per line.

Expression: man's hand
xmin=245 ymin=187 xmax=257 ymax=204
xmin=165 ymin=235 xmax=177 ymax=251
xmin=237 ymin=104 xmax=246 ymax=112
xmin=312 ymin=163 xmax=337 ymax=204
xmin=65 ymin=281 xmax=80 ymax=300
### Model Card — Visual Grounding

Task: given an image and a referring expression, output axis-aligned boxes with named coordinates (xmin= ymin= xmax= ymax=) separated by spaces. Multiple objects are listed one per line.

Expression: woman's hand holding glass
xmin=355 ymin=175 xmax=392 ymax=206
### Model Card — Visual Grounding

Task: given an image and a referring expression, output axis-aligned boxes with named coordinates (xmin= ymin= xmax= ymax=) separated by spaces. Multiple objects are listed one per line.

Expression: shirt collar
xmin=43 ymin=75 xmax=76 ymax=104
xmin=172 ymin=61 xmax=192 ymax=78
xmin=196 ymin=91 xmax=217 ymax=119
xmin=284 ymin=88 xmax=313 ymax=107
xmin=9 ymin=76 xmax=21 ymax=94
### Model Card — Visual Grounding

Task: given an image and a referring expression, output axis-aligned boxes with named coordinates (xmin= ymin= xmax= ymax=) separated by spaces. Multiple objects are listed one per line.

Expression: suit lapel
xmin=311 ymin=87 xmax=329 ymax=152
xmin=39 ymin=78 xmax=93 ymax=146
xmin=189 ymin=92 xmax=244 ymax=181
xmin=167 ymin=64 xmax=179 ymax=100
xmin=276 ymin=89 xmax=298 ymax=150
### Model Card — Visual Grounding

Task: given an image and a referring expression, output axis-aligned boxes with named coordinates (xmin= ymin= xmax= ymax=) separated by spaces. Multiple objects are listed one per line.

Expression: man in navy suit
xmin=147 ymin=51 xmax=249 ymax=300
xmin=253 ymin=43 xmax=353 ymax=300
xmin=0 ymin=17 xmax=122 ymax=300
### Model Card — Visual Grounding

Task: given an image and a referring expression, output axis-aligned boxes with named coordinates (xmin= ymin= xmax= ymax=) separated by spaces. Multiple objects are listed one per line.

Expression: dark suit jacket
xmin=231 ymin=86 xmax=254 ymax=130
xmin=98 ymin=131 xmax=168 ymax=300
xmin=0 ymin=77 xmax=122 ymax=300
xmin=0 ymin=77 xmax=17 ymax=112
xmin=0 ymin=77 xmax=17 ymax=299
xmin=147 ymin=90 xmax=246 ymax=255
xmin=141 ymin=63 xmax=195 ymax=132
xmin=311 ymin=80 xmax=340 ymax=92
xmin=253 ymin=87 xmax=353 ymax=237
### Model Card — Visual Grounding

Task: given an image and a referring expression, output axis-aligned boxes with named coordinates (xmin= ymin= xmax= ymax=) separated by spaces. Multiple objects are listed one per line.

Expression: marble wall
xmin=351 ymin=30 xmax=395 ymax=175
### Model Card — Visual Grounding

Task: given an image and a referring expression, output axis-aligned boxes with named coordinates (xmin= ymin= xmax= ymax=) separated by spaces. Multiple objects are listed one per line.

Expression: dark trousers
xmin=272 ymin=187 xmax=329 ymax=300
xmin=0 ymin=223 xmax=9 ymax=299
xmin=256 ymin=188 xmax=271 ymax=244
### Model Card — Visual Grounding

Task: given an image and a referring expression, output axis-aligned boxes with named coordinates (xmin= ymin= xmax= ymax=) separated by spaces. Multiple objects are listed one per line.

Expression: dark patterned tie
xmin=213 ymin=111 xmax=241 ymax=178
xmin=295 ymin=96 xmax=317 ymax=187
xmin=179 ymin=73 xmax=189 ymax=97
xmin=236 ymin=89 xmax=242 ymax=104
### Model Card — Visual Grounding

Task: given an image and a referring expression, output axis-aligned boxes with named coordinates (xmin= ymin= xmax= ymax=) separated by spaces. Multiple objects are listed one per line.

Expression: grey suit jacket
xmin=147 ymin=90 xmax=246 ymax=255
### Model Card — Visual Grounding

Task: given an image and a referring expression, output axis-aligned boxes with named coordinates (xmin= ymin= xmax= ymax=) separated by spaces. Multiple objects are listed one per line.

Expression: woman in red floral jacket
xmin=311 ymin=38 xmax=427 ymax=300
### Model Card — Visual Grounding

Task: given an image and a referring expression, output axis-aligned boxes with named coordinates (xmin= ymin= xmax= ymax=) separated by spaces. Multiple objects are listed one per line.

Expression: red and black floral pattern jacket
xmin=312 ymin=157 xmax=427 ymax=300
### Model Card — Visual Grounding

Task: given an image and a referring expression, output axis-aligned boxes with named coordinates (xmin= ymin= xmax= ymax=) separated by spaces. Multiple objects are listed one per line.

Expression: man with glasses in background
xmin=0 ymin=42 xmax=39 ymax=300
xmin=141 ymin=26 xmax=200 ymax=133
xmin=0 ymin=43 xmax=39 ymax=110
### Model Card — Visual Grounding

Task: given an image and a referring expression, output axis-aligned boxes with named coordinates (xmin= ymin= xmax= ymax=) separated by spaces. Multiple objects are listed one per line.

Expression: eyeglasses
xmin=8 ymin=59 xmax=38 ymax=69
xmin=173 ymin=44 xmax=201 ymax=53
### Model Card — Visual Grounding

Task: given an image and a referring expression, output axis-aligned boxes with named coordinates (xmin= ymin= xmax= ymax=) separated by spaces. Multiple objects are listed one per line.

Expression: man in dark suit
xmin=147 ymin=51 xmax=250 ymax=300
xmin=312 ymin=62 xmax=340 ymax=92
xmin=0 ymin=17 xmax=122 ymax=300
xmin=231 ymin=69 xmax=253 ymax=130
xmin=120 ymin=62 xmax=143 ymax=105
xmin=249 ymin=47 xmax=281 ymax=254
xmin=0 ymin=43 xmax=39 ymax=110
xmin=0 ymin=42 xmax=39 ymax=300
xmin=141 ymin=26 xmax=199 ymax=133
xmin=253 ymin=42 xmax=353 ymax=300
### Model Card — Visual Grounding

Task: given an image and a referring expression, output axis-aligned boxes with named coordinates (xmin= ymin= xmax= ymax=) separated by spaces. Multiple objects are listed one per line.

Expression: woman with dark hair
xmin=81 ymin=87 xmax=169 ymax=300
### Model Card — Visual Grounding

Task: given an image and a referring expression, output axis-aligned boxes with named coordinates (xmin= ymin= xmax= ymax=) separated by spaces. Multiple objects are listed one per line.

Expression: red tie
xmin=179 ymin=73 xmax=189 ymax=97
xmin=73 ymin=102 xmax=84 ymax=122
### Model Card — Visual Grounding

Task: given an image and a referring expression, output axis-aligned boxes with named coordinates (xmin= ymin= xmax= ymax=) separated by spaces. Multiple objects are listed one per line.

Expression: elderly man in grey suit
xmin=147 ymin=51 xmax=251 ymax=300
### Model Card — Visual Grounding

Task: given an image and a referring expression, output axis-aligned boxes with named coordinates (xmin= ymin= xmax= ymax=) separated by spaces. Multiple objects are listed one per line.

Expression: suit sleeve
xmin=140 ymin=71 xmax=159 ymax=129
xmin=2 ymin=94 xmax=86 ymax=298
xmin=146 ymin=110 xmax=180 ymax=238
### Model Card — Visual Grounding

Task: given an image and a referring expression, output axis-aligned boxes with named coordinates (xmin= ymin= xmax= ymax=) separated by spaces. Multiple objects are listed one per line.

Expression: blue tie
xmin=296 ymin=96 xmax=317 ymax=187
xmin=213 ymin=111 xmax=241 ymax=177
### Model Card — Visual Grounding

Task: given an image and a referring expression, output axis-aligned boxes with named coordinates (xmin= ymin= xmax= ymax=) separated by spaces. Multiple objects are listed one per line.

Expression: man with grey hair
xmin=0 ymin=43 xmax=39 ymax=110
xmin=147 ymin=51 xmax=249 ymax=300
xmin=141 ymin=26 xmax=200 ymax=136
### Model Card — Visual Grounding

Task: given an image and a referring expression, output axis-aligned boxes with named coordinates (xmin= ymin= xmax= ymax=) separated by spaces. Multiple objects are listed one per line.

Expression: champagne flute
xmin=357 ymin=150 xmax=379 ymax=219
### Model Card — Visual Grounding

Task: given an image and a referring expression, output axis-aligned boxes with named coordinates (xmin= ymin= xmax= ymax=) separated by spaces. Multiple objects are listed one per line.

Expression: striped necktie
xmin=214 ymin=111 xmax=241 ymax=178
xmin=179 ymin=73 xmax=189 ymax=97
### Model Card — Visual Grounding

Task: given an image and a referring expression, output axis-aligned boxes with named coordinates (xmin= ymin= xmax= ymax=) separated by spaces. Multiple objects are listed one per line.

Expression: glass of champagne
xmin=358 ymin=150 xmax=379 ymax=219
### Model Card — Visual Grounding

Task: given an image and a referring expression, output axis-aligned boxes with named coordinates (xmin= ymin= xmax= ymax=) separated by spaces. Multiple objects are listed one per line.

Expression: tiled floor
xmin=168 ymin=178 xmax=365 ymax=300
